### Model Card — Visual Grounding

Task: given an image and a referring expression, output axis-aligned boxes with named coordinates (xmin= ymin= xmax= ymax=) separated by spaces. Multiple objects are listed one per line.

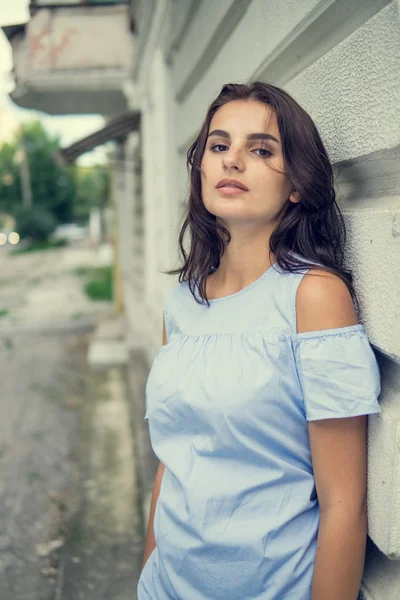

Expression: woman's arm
xmin=296 ymin=269 xmax=368 ymax=600
xmin=140 ymin=312 xmax=168 ymax=571
xmin=309 ymin=416 xmax=368 ymax=600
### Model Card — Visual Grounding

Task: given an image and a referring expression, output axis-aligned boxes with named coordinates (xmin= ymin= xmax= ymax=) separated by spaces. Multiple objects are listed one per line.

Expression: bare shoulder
xmin=296 ymin=268 xmax=358 ymax=334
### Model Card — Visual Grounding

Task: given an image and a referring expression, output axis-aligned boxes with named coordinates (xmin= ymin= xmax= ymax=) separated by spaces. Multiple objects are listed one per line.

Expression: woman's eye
xmin=210 ymin=144 xmax=271 ymax=157
xmin=255 ymin=148 xmax=272 ymax=157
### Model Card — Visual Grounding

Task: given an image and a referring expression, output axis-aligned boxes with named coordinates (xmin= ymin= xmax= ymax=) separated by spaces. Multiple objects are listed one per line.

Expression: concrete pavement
xmin=0 ymin=241 xmax=145 ymax=599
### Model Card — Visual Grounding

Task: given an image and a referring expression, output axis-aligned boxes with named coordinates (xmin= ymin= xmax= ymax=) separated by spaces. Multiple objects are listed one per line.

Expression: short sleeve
xmin=293 ymin=324 xmax=382 ymax=421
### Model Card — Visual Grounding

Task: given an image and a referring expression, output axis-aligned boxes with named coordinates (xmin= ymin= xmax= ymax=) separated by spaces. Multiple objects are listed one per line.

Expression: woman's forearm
xmin=141 ymin=461 xmax=165 ymax=571
xmin=311 ymin=506 xmax=368 ymax=600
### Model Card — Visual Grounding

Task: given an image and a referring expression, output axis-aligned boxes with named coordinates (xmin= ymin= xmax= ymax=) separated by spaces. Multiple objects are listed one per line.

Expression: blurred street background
xmin=0 ymin=2 xmax=143 ymax=599
xmin=0 ymin=235 xmax=144 ymax=599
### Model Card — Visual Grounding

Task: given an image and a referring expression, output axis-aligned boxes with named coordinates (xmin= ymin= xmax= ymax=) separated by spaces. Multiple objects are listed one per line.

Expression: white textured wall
xmin=131 ymin=0 xmax=184 ymax=360
xmin=129 ymin=1 xmax=400 ymax=596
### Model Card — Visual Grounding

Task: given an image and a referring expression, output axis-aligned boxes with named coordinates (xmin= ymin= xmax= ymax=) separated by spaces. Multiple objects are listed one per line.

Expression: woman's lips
xmin=217 ymin=186 xmax=248 ymax=195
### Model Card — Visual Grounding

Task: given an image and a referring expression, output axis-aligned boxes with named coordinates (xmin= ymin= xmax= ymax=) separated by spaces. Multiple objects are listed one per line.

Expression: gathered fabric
xmin=137 ymin=254 xmax=381 ymax=600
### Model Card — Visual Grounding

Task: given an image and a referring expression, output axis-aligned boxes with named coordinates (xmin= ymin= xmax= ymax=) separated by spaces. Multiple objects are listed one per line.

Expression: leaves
xmin=0 ymin=120 xmax=110 ymax=234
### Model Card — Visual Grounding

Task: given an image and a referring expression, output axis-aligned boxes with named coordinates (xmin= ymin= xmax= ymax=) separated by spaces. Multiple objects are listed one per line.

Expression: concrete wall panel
xmin=285 ymin=1 xmax=400 ymax=163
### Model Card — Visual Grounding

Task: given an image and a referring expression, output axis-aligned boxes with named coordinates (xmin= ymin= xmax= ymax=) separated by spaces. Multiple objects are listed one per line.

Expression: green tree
xmin=0 ymin=120 xmax=76 ymax=237
xmin=0 ymin=142 xmax=21 ymax=214
xmin=0 ymin=120 xmax=111 ymax=240
xmin=21 ymin=120 xmax=76 ymax=223
xmin=13 ymin=205 xmax=57 ymax=242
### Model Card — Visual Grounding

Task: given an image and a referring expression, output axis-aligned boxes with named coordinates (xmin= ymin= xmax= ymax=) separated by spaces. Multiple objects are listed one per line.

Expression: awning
xmin=58 ymin=110 xmax=140 ymax=164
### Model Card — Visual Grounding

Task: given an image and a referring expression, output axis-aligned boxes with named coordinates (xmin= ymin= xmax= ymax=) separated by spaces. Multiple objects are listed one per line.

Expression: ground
xmin=0 ymin=241 xmax=143 ymax=600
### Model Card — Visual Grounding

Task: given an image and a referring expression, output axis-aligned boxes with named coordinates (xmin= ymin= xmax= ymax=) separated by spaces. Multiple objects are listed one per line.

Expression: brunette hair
xmin=163 ymin=81 xmax=359 ymax=313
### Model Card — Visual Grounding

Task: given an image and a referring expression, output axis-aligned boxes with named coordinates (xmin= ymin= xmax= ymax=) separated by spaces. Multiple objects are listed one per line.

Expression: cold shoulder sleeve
xmin=292 ymin=324 xmax=382 ymax=421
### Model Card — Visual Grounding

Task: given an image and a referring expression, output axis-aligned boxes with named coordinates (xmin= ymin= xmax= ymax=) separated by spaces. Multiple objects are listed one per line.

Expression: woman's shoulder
xmin=295 ymin=266 xmax=358 ymax=334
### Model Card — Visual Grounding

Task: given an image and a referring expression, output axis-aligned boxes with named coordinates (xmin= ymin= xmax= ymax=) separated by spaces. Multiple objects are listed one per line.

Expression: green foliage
xmin=0 ymin=121 xmax=74 ymax=235
xmin=0 ymin=120 xmax=110 ymax=237
xmin=0 ymin=142 xmax=21 ymax=213
xmin=13 ymin=205 xmax=57 ymax=241
xmin=82 ymin=266 xmax=113 ymax=301
xmin=4 ymin=338 xmax=13 ymax=350
xmin=23 ymin=121 xmax=75 ymax=223
xmin=0 ymin=121 xmax=76 ymax=225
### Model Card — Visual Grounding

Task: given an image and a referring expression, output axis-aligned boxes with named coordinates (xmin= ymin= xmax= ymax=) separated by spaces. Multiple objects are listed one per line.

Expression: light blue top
xmin=137 ymin=254 xmax=382 ymax=600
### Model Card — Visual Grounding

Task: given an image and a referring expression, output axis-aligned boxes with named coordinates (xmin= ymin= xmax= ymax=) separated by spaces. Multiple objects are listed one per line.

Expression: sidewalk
xmin=57 ymin=313 xmax=145 ymax=600
xmin=0 ymin=240 xmax=145 ymax=598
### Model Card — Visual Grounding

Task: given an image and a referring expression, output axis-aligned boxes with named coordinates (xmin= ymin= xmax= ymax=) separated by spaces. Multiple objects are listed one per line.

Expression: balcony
xmin=3 ymin=2 xmax=134 ymax=116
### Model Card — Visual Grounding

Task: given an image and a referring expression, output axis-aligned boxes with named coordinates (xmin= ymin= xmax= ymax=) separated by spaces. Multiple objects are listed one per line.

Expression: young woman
xmin=137 ymin=81 xmax=382 ymax=600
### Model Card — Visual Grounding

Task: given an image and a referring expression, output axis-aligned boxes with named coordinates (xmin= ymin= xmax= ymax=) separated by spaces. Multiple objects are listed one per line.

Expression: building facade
xmin=101 ymin=2 xmax=400 ymax=598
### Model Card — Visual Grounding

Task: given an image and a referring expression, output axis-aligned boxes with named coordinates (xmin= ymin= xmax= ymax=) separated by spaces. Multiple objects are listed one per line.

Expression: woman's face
xmin=200 ymin=100 xmax=299 ymax=230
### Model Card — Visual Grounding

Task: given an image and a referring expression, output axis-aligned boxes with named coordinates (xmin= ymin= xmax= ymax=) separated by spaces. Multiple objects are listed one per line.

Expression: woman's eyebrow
xmin=207 ymin=129 xmax=280 ymax=144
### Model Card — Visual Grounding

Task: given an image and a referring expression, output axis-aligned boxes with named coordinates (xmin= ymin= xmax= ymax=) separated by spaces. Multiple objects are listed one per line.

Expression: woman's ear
xmin=289 ymin=190 xmax=301 ymax=204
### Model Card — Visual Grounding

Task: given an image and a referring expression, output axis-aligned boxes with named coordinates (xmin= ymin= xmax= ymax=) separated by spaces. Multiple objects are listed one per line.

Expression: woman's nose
xmin=223 ymin=150 xmax=245 ymax=170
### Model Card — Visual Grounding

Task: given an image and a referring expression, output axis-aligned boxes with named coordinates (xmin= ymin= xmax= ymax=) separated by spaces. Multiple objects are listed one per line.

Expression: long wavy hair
xmin=162 ymin=81 xmax=359 ymax=313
